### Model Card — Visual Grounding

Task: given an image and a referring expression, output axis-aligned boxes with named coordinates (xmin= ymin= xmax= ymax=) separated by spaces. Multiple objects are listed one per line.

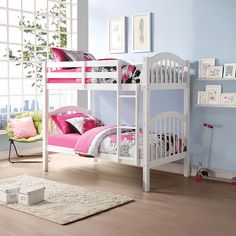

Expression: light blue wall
xmin=89 ymin=0 xmax=236 ymax=171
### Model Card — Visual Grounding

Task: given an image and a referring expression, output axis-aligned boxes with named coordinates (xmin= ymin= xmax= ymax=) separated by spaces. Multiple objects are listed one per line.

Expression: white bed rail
xmin=148 ymin=111 xmax=187 ymax=167
xmin=143 ymin=52 xmax=189 ymax=87
xmin=46 ymin=59 xmax=130 ymax=84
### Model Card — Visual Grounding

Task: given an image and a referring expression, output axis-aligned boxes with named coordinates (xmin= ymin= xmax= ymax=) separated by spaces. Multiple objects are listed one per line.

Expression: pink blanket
xmin=74 ymin=125 xmax=116 ymax=156
xmin=74 ymin=125 xmax=184 ymax=157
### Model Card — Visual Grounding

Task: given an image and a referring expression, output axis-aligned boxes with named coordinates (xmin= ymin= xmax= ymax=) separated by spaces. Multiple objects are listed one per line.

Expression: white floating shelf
xmin=197 ymin=78 xmax=236 ymax=81
xmin=196 ymin=104 xmax=236 ymax=108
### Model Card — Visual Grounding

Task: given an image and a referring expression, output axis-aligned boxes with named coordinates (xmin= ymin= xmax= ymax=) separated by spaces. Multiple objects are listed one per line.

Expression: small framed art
xmin=198 ymin=58 xmax=215 ymax=78
xmin=132 ymin=12 xmax=151 ymax=52
xmin=207 ymin=66 xmax=223 ymax=79
xmin=206 ymin=85 xmax=221 ymax=104
xmin=109 ymin=16 xmax=126 ymax=53
xmin=197 ymin=91 xmax=207 ymax=105
xmin=221 ymin=93 xmax=236 ymax=105
xmin=223 ymin=64 xmax=236 ymax=79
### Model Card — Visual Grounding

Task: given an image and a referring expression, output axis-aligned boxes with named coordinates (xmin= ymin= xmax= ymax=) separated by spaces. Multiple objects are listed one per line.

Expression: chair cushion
xmin=10 ymin=134 xmax=42 ymax=143
xmin=9 ymin=116 xmax=37 ymax=139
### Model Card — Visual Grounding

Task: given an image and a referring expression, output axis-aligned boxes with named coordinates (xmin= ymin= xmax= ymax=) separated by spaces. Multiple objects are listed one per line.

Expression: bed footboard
xmin=148 ymin=111 xmax=187 ymax=167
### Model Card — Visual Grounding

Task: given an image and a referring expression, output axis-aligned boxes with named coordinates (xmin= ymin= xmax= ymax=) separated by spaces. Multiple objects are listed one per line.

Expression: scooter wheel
xmin=195 ymin=175 xmax=202 ymax=182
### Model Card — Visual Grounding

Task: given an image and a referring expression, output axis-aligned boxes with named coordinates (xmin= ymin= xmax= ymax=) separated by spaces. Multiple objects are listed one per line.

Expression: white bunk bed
xmin=43 ymin=52 xmax=190 ymax=192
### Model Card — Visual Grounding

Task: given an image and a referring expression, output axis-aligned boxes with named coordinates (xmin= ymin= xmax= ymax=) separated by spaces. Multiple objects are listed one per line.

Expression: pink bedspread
xmin=74 ymin=125 xmax=185 ymax=157
xmin=74 ymin=125 xmax=115 ymax=155
xmin=48 ymin=133 xmax=81 ymax=148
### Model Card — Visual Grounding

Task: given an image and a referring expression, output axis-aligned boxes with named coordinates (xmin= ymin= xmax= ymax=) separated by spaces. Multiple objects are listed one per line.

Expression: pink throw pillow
xmin=51 ymin=113 xmax=85 ymax=134
xmin=51 ymin=47 xmax=69 ymax=62
xmin=9 ymin=116 xmax=37 ymax=139
xmin=66 ymin=115 xmax=97 ymax=134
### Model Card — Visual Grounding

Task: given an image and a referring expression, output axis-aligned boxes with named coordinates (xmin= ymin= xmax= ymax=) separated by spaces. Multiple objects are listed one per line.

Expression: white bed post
xmin=143 ymin=57 xmax=150 ymax=192
xmin=183 ymin=61 xmax=190 ymax=177
xmin=116 ymin=60 xmax=122 ymax=162
xmin=135 ymin=85 xmax=140 ymax=166
xmin=42 ymin=61 xmax=49 ymax=172
xmin=88 ymin=89 xmax=97 ymax=163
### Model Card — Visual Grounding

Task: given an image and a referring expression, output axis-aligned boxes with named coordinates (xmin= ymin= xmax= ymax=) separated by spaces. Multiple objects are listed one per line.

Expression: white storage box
xmin=18 ymin=186 xmax=45 ymax=205
xmin=0 ymin=184 xmax=20 ymax=204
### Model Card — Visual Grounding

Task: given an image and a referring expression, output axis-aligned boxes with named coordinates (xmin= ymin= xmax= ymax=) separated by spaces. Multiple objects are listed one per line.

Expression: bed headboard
xmin=143 ymin=52 xmax=189 ymax=85
xmin=49 ymin=106 xmax=90 ymax=116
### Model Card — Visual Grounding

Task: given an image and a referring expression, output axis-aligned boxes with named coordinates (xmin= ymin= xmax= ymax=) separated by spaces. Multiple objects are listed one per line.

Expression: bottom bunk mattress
xmin=48 ymin=133 xmax=81 ymax=148
xmin=48 ymin=126 xmax=185 ymax=158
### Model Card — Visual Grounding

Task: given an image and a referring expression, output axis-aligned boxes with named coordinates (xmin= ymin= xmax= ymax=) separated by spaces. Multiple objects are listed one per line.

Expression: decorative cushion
xmin=51 ymin=113 xmax=85 ymax=134
xmin=66 ymin=115 xmax=98 ymax=134
xmin=64 ymin=50 xmax=95 ymax=61
xmin=9 ymin=116 xmax=37 ymax=139
xmin=51 ymin=47 xmax=69 ymax=62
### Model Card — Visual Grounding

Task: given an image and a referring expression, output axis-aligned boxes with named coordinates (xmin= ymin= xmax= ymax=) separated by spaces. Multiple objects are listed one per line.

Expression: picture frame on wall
xmin=132 ymin=12 xmax=151 ymax=53
xmin=109 ymin=16 xmax=126 ymax=53
xmin=206 ymin=85 xmax=221 ymax=105
xmin=198 ymin=58 xmax=215 ymax=78
xmin=197 ymin=91 xmax=207 ymax=105
xmin=221 ymin=93 xmax=236 ymax=105
xmin=207 ymin=66 xmax=223 ymax=79
xmin=223 ymin=63 xmax=236 ymax=79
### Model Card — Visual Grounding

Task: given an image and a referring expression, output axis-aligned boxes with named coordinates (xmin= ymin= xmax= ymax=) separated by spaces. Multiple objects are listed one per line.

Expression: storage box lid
xmin=19 ymin=186 xmax=45 ymax=195
xmin=0 ymin=184 xmax=20 ymax=193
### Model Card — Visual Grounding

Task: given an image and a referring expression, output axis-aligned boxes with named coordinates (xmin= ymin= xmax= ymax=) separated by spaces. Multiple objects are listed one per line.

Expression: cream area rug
xmin=0 ymin=175 xmax=134 ymax=225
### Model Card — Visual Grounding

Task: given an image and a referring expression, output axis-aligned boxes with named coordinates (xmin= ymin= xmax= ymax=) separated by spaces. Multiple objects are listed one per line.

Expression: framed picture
xmin=197 ymin=91 xmax=207 ymax=105
xmin=207 ymin=66 xmax=223 ymax=79
xmin=221 ymin=93 xmax=236 ymax=105
xmin=132 ymin=12 xmax=151 ymax=52
xmin=198 ymin=58 xmax=215 ymax=78
xmin=206 ymin=85 xmax=221 ymax=104
xmin=223 ymin=63 xmax=236 ymax=79
xmin=109 ymin=16 xmax=126 ymax=53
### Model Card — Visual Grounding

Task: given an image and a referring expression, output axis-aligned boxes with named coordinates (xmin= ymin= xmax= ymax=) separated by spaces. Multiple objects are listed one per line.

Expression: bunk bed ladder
xmin=116 ymin=61 xmax=140 ymax=165
xmin=117 ymin=87 xmax=140 ymax=165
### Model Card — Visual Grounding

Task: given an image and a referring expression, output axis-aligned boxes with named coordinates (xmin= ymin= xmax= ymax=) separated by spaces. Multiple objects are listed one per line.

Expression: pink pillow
xmin=51 ymin=113 xmax=85 ymax=134
xmin=66 ymin=115 xmax=97 ymax=134
xmin=51 ymin=47 xmax=69 ymax=62
xmin=9 ymin=116 xmax=37 ymax=139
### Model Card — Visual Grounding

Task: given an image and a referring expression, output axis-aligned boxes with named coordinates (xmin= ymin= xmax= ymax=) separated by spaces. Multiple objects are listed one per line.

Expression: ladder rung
xmin=119 ymin=95 xmax=136 ymax=98
xmin=118 ymin=126 xmax=136 ymax=129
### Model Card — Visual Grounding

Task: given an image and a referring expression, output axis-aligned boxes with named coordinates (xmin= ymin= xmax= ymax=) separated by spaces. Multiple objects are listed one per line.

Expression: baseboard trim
xmin=0 ymin=147 xmax=42 ymax=161
xmin=1 ymin=150 xmax=235 ymax=181
xmin=153 ymin=163 xmax=236 ymax=181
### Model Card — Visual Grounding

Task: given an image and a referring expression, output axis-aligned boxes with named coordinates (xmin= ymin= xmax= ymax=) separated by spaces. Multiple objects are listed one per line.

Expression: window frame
xmin=0 ymin=0 xmax=78 ymax=131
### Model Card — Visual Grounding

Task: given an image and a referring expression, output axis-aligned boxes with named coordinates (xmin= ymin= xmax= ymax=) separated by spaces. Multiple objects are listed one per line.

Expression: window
xmin=0 ymin=0 xmax=78 ymax=131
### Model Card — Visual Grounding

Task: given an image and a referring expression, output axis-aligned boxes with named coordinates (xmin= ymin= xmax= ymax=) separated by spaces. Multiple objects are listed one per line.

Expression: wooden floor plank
xmin=0 ymin=153 xmax=235 ymax=236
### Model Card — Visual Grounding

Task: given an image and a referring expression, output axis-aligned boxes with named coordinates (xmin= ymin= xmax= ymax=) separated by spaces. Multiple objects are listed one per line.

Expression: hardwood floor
xmin=0 ymin=153 xmax=235 ymax=236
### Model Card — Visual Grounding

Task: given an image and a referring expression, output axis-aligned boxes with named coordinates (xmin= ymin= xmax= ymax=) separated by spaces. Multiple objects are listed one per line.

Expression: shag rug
xmin=0 ymin=175 xmax=134 ymax=225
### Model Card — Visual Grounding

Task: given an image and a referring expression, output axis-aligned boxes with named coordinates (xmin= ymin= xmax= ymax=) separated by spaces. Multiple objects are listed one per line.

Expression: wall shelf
xmin=0 ymin=130 xmax=7 ymax=135
xmin=197 ymin=78 xmax=236 ymax=81
xmin=196 ymin=104 xmax=236 ymax=108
